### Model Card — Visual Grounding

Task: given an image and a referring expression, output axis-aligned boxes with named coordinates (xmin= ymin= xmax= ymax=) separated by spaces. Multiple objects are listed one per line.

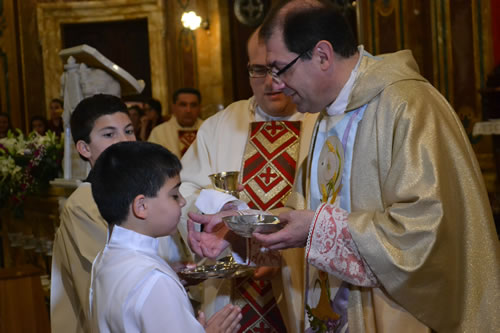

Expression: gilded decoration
xmin=36 ymin=0 xmax=169 ymax=111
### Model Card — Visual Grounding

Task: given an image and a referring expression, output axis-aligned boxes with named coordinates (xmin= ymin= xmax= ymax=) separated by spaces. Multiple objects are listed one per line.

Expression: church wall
xmin=0 ymin=0 xmax=25 ymax=131
xmin=491 ymin=0 xmax=500 ymax=66
xmin=358 ymin=0 xmax=497 ymax=191
xmin=18 ymin=0 xmax=47 ymax=130
xmin=0 ymin=0 xmax=497 ymax=175
xmin=0 ymin=0 xmax=232 ymax=129
xmin=166 ymin=0 xmax=233 ymax=118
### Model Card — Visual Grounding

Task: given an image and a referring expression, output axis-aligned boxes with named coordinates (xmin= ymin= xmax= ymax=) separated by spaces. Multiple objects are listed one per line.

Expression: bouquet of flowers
xmin=0 ymin=129 xmax=63 ymax=213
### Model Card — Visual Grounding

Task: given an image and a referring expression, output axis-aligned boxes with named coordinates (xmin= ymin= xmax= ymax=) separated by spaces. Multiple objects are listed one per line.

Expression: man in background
xmin=149 ymin=88 xmax=203 ymax=158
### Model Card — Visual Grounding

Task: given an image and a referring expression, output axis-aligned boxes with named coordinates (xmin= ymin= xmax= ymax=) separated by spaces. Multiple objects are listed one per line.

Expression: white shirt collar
xmin=253 ymin=98 xmax=304 ymax=122
xmin=108 ymin=225 xmax=159 ymax=256
xmin=326 ymin=45 xmax=365 ymax=116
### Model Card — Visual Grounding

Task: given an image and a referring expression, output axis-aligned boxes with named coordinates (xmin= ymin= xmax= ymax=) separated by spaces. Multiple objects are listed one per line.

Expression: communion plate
xmin=178 ymin=257 xmax=253 ymax=279
xmin=222 ymin=214 xmax=284 ymax=238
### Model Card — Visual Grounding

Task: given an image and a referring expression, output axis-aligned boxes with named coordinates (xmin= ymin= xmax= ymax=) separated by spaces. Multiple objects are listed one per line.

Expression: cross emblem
xmin=260 ymin=167 xmax=277 ymax=184
xmin=265 ymin=122 xmax=283 ymax=135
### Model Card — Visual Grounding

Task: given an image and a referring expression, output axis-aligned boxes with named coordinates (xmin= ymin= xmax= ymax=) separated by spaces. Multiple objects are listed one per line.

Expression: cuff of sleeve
xmin=305 ymin=203 xmax=328 ymax=262
xmin=305 ymin=204 xmax=378 ymax=287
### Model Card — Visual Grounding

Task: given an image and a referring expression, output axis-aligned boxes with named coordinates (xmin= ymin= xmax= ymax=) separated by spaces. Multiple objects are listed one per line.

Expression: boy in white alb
xmin=89 ymin=141 xmax=241 ymax=333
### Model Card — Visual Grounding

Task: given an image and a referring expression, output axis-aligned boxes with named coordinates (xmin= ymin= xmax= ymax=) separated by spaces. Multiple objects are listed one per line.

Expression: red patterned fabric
xmin=240 ymin=121 xmax=301 ymax=211
xmin=178 ymin=130 xmax=198 ymax=157
xmin=234 ymin=121 xmax=302 ymax=332
xmin=306 ymin=203 xmax=378 ymax=287
xmin=233 ymin=278 xmax=287 ymax=333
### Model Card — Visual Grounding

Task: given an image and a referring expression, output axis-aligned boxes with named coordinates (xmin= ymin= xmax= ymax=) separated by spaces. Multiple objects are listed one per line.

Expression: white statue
xmin=54 ymin=45 xmax=144 ymax=186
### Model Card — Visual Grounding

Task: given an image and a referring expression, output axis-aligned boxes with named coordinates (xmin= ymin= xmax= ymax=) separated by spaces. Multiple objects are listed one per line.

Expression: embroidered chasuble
xmin=240 ymin=121 xmax=301 ymax=210
xmin=305 ymin=107 xmax=366 ymax=333
xmin=178 ymin=130 xmax=198 ymax=157
xmin=148 ymin=117 xmax=203 ymax=158
xmin=236 ymin=121 xmax=301 ymax=333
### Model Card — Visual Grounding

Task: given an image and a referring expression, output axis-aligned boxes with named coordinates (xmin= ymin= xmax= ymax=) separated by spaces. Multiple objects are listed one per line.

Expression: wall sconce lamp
xmin=181 ymin=11 xmax=209 ymax=30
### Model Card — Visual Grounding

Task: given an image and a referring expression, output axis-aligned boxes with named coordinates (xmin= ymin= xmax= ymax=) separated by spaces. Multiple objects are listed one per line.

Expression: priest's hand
xmin=187 ymin=211 xmax=238 ymax=259
xmin=253 ymin=209 xmax=315 ymax=250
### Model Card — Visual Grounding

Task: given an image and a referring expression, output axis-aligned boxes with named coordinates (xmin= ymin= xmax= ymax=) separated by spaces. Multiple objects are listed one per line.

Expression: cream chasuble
xmin=179 ymin=97 xmax=318 ymax=333
xmin=148 ymin=117 xmax=203 ymax=158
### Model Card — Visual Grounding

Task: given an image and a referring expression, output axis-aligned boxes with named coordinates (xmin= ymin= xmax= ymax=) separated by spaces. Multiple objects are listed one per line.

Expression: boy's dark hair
xmin=260 ymin=0 xmax=356 ymax=59
xmin=70 ymin=94 xmax=128 ymax=145
xmin=145 ymin=98 xmax=162 ymax=117
xmin=91 ymin=141 xmax=182 ymax=226
xmin=172 ymin=88 xmax=201 ymax=104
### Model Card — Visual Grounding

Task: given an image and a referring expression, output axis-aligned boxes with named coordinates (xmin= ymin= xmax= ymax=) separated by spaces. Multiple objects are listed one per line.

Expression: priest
xmin=188 ymin=1 xmax=500 ymax=332
xmin=179 ymin=28 xmax=317 ymax=333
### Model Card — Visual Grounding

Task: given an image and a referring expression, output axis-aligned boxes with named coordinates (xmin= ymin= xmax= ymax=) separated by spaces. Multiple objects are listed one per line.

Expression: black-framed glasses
xmin=247 ymin=64 xmax=270 ymax=78
xmin=270 ymin=48 xmax=312 ymax=83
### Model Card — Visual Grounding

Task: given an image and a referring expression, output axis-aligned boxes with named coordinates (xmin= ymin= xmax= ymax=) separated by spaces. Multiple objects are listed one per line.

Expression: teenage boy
xmin=89 ymin=141 xmax=241 ymax=332
xmin=51 ymin=94 xmax=136 ymax=332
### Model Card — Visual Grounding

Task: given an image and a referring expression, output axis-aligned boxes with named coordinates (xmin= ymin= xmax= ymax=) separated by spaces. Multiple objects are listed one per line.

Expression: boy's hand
xmin=199 ymin=304 xmax=242 ymax=333
xmin=187 ymin=211 xmax=237 ymax=258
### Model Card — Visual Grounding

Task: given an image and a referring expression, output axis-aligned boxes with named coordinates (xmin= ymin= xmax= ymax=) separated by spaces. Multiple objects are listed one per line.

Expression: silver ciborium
xmin=208 ymin=171 xmax=240 ymax=198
